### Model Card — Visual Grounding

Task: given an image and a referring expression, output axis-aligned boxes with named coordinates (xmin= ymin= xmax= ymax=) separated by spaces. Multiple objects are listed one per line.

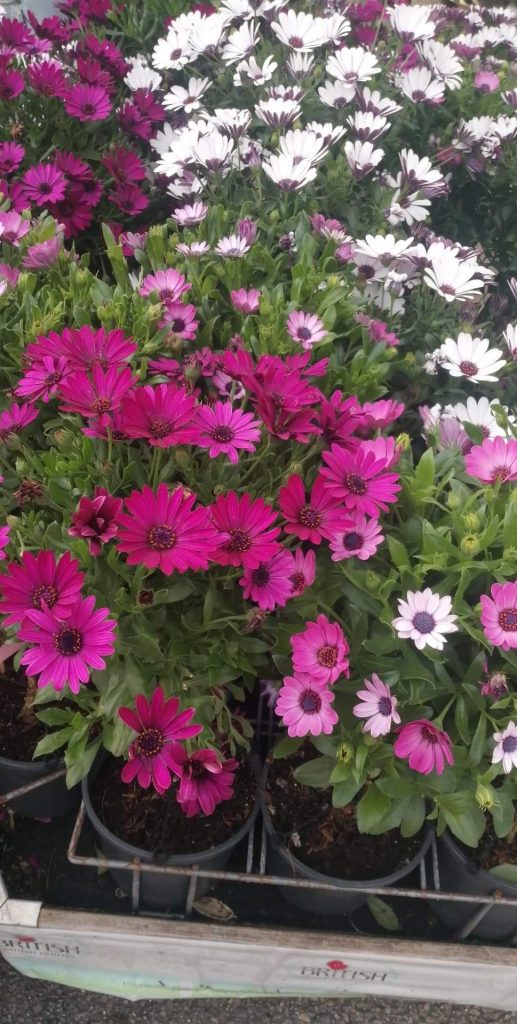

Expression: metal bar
xmin=0 ymin=766 xmax=67 ymax=805
xmin=454 ymin=899 xmax=498 ymax=941
xmin=131 ymin=861 xmax=141 ymax=913
xmin=431 ymin=832 xmax=441 ymax=891
xmin=184 ymin=869 xmax=199 ymax=919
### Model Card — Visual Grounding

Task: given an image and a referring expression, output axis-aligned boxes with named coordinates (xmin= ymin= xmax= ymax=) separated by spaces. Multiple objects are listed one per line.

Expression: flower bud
xmin=447 ymin=492 xmax=462 ymax=510
xmin=462 ymin=512 xmax=481 ymax=532
xmin=366 ymin=570 xmax=382 ymax=591
xmin=395 ymin=432 xmax=411 ymax=452
xmin=174 ymin=448 xmax=191 ymax=469
xmin=149 ymin=225 xmax=166 ymax=239
xmin=475 ymin=783 xmax=494 ymax=811
xmin=144 ymin=303 xmax=162 ymax=324
xmin=96 ymin=304 xmax=115 ymax=322
xmin=326 ymin=274 xmax=341 ymax=288
xmin=336 ymin=742 xmax=353 ymax=765
xmin=54 ymin=428 xmax=73 ymax=450
xmin=75 ymin=268 xmax=90 ymax=286
xmin=288 ymin=462 xmax=303 ymax=477
xmin=404 ymin=352 xmax=416 ymax=365
xmin=480 ymin=673 xmax=508 ymax=700
xmin=269 ymin=209 xmax=280 ymax=224
xmin=460 ymin=534 xmax=481 ymax=556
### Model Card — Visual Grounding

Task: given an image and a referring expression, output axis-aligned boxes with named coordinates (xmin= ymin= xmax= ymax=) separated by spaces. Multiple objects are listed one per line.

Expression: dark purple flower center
xmin=412 ymin=89 xmax=425 ymax=101
xmin=91 ymin=396 xmax=111 ymax=414
xmin=421 ymin=724 xmax=438 ymax=743
xmin=54 ymin=626 xmax=82 ymax=655
xmin=298 ymin=504 xmax=321 ymax=529
xmin=32 ymin=584 xmax=58 ymax=610
xmin=413 ymin=611 xmax=435 ymax=634
xmin=251 ymin=565 xmax=270 ymax=587
xmin=502 ymin=736 xmax=517 ymax=753
xmin=148 ymin=524 xmax=176 ymax=550
xmin=212 ymin=425 xmax=233 ymax=443
xmin=45 ymin=372 xmax=62 ymax=387
xmin=492 ymin=465 xmax=511 ymax=482
xmin=459 ymin=360 xmax=478 ymax=377
xmin=344 ymin=473 xmax=367 ymax=495
xmin=228 ymin=528 xmax=251 ymax=552
xmin=136 ymin=727 xmax=163 ymax=757
xmin=291 ymin=572 xmax=305 ymax=591
xmin=38 ymin=183 xmax=53 ymax=195
xmin=170 ymin=317 xmax=186 ymax=332
xmin=317 ymin=643 xmax=337 ymax=668
xmin=378 ymin=696 xmax=393 ymax=716
xmin=297 ymin=326 xmax=312 ymax=341
xmin=82 ymin=103 xmax=96 ymax=115
xmin=499 ymin=608 xmax=517 ymax=632
xmin=343 ymin=530 xmax=363 ymax=551
xmin=299 ymin=689 xmax=322 ymax=714
xmin=289 ymin=35 xmax=304 ymax=48
xmin=149 ymin=418 xmax=171 ymax=439
xmin=188 ymin=759 xmax=207 ymax=778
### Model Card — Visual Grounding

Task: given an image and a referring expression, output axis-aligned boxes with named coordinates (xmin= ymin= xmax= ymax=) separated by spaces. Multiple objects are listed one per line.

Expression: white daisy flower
xmin=220 ymin=0 xmax=282 ymax=19
xmin=417 ymin=40 xmax=463 ymax=89
xmin=315 ymin=13 xmax=351 ymax=44
xmin=424 ymin=253 xmax=488 ymax=302
xmin=318 ymin=79 xmax=355 ymax=109
xmin=176 ymin=241 xmax=211 ymax=257
xmin=150 ymin=123 xmax=184 ymax=155
xmin=448 ymin=397 xmax=507 ymax=439
xmin=399 ymin=149 xmax=447 ymax=196
xmin=233 ymin=55 xmax=278 ymax=86
xmin=271 ymin=10 xmax=327 ymax=52
xmin=388 ymin=4 xmax=435 ymax=42
xmin=353 ymin=233 xmax=418 ymax=266
xmin=151 ymin=29 xmax=193 ymax=72
xmin=326 ymin=46 xmax=381 ymax=87
xmin=214 ymin=234 xmax=251 ymax=258
xmin=188 ymin=13 xmax=229 ymax=56
xmin=213 ymin=108 xmax=252 ymax=139
xmin=124 ymin=61 xmax=162 ymax=92
xmin=285 ymin=52 xmax=315 ymax=81
xmin=347 ymin=111 xmax=389 ymax=141
xmin=357 ymin=87 xmax=402 ymax=117
xmin=492 ymin=722 xmax=517 ymax=775
xmin=221 ymin=21 xmax=259 ymax=64
xmin=167 ymin=173 xmax=204 ymax=200
xmin=503 ymin=324 xmax=517 ymax=359
xmin=172 ymin=203 xmax=208 ymax=227
xmin=262 ymin=154 xmax=317 ymax=191
xmin=393 ymin=589 xmax=458 ymax=651
xmin=193 ymin=131 xmax=234 ymax=172
xmin=255 ymin=97 xmax=301 ymax=128
xmin=279 ymin=129 xmax=329 ymax=164
xmin=440 ymin=333 xmax=506 ymax=383
xmin=396 ymin=67 xmax=445 ymax=105
xmin=387 ymin=192 xmax=431 ymax=227
xmin=344 ymin=140 xmax=384 ymax=179
xmin=306 ymin=121 xmax=346 ymax=146
xmin=163 ymin=77 xmax=211 ymax=113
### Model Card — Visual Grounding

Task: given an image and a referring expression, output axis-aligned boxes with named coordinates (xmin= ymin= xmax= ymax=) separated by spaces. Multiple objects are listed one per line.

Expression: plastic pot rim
xmin=0 ymin=750 xmax=63 ymax=772
xmin=439 ymin=829 xmax=517 ymax=895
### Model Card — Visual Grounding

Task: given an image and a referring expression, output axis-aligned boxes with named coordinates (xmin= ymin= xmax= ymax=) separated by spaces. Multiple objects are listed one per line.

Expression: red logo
xmin=327 ymin=960 xmax=348 ymax=970
xmin=14 ymin=936 xmax=35 ymax=943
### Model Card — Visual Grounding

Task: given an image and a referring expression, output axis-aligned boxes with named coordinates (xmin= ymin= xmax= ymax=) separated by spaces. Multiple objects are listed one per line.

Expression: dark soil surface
xmin=265 ymin=749 xmax=423 ymax=881
xmin=478 ymin=823 xmax=517 ymax=873
xmin=0 ymin=663 xmax=46 ymax=761
xmin=91 ymin=756 xmax=257 ymax=856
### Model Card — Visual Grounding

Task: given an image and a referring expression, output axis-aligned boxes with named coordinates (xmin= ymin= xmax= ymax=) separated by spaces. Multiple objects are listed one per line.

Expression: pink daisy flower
xmin=116 ymin=483 xmax=219 ymax=574
xmin=194 ymin=402 xmax=261 ymax=464
xmin=240 ymin=548 xmax=295 ymax=610
xmin=69 ymin=488 xmax=123 ymax=556
xmin=464 ymin=437 xmax=517 ymax=485
xmin=59 ymin=326 xmax=137 ymax=372
xmin=0 ymin=142 xmax=25 ymax=175
xmin=109 ymin=184 xmax=149 ymax=216
xmin=319 ymin=439 xmax=401 ymax=516
xmin=231 ymin=289 xmax=261 ymax=314
xmin=118 ymin=687 xmax=202 ymax=795
xmin=160 ymin=302 xmax=199 ymax=339
xmin=357 ymin=399 xmax=404 ymax=432
xmin=394 ymin=720 xmax=454 ymax=776
xmin=291 ymin=614 xmax=350 ymax=684
xmin=317 ymin=390 xmax=361 ymax=447
xmin=0 ymin=402 xmax=38 ymax=442
xmin=64 ymin=84 xmax=112 ymax=121
xmin=290 ymin=548 xmax=316 ymax=596
xmin=23 ymin=235 xmax=63 ymax=270
xmin=59 ymin=366 xmax=136 ymax=422
xmin=16 ymin=355 xmax=70 ymax=403
xmin=0 ymin=526 xmax=10 ymax=561
xmin=21 ymin=164 xmax=67 ymax=206
xmin=172 ymin=202 xmax=208 ymax=227
xmin=279 ymin=474 xmax=347 ymax=545
xmin=19 ymin=595 xmax=116 ymax=694
xmin=0 ymin=551 xmax=84 ymax=626
xmin=139 ymin=268 xmax=190 ymax=303
xmin=353 ymin=674 xmax=400 ymax=737
xmin=275 ymin=675 xmax=338 ymax=738
xmin=480 ymin=582 xmax=517 ymax=651
xmin=328 ymin=513 xmax=384 ymax=561
xmin=286 ymin=311 xmax=327 ymax=349
xmin=0 ymin=211 xmax=31 ymax=246
xmin=169 ymin=745 xmax=239 ymax=817
xmin=209 ymin=492 xmax=281 ymax=569
xmin=120 ymin=384 xmax=198 ymax=448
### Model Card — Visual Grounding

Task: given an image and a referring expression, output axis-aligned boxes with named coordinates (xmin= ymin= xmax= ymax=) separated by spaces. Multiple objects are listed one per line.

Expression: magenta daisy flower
xmin=240 ymin=548 xmax=295 ymax=611
xmin=19 ymin=595 xmax=116 ymax=694
xmin=23 ymin=235 xmax=63 ymax=270
xmin=286 ymin=311 xmax=327 ymax=349
xmin=291 ymin=614 xmax=350 ymax=684
xmin=118 ymin=687 xmax=202 ymax=795
xmin=16 ymin=355 xmax=70 ymax=403
xmin=109 ymin=184 xmax=149 ymax=216
xmin=169 ymin=745 xmax=239 ymax=817
xmin=28 ymin=60 xmax=69 ymax=99
xmin=194 ymin=402 xmax=261 ymax=464
xmin=279 ymin=474 xmax=347 ymax=545
xmin=231 ymin=289 xmax=261 ymax=314
xmin=59 ymin=326 xmax=137 ymax=372
xmin=464 ymin=437 xmax=517 ymax=485
xmin=0 ymin=142 xmax=25 ymax=175
xmin=353 ymin=674 xmax=400 ymax=737
xmin=319 ymin=439 xmax=401 ymax=516
xmin=59 ymin=366 xmax=136 ymax=422
xmin=160 ymin=302 xmax=199 ymax=340
xmin=120 ymin=384 xmax=198 ymax=448
xmin=0 ymin=526 xmax=10 ymax=561
xmin=357 ymin=399 xmax=405 ymax=431
xmin=210 ymin=492 xmax=281 ymax=569
xmin=394 ymin=720 xmax=454 ymax=776
xmin=275 ymin=675 xmax=338 ymax=738
xmin=139 ymin=269 xmax=191 ymax=303
xmin=116 ymin=483 xmax=219 ymax=574
xmin=290 ymin=548 xmax=316 ymax=596
xmin=0 ymin=551 xmax=84 ymax=626
xmin=480 ymin=582 xmax=517 ymax=651
xmin=0 ymin=402 xmax=38 ymax=442
xmin=64 ymin=84 xmax=112 ymax=121
xmin=328 ymin=513 xmax=384 ymax=561
xmin=69 ymin=488 xmax=123 ymax=557
xmin=0 ymin=69 xmax=25 ymax=101
xmin=22 ymin=164 xmax=67 ymax=206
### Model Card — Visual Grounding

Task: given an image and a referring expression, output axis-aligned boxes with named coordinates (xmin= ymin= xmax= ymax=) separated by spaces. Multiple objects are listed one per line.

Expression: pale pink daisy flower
xmin=492 ymin=722 xmax=517 ymax=774
xmin=286 ymin=311 xmax=327 ymax=349
xmin=393 ymin=589 xmax=458 ymax=650
xmin=139 ymin=269 xmax=191 ymax=303
xmin=240 ymin=549 xmax=295 ymax=611
xmin=0 ymin=525 xmax=10 ymax=561
xmin=275 ymin=675 xmax=338 ymax=738
xmin=440 ymin=333 xmax=506 ymax=383
xmin=328 ymin=513 xmax=384 ymax=561
xmin=464 ymin=437 xmax=517 ymax=485
xmin=291 ymin=614 xmax=350 ymax=684
xmin=353 ymin=674 xmax=400 ymax=737
xmin=194 ymin=402 xmax=261 ymax=464
xmin=231 ymin=288 xmax=261 ymax=314
xmin=480 ymin=582 xmax=517 ymax=651
xmin=394 ymin=720 xmax=454 ymax=776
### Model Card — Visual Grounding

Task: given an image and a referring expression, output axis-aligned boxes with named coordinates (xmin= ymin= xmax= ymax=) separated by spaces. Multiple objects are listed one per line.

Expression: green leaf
xmin=488 ymin=864 xmax=517 ymax=885
xmin=454 ymin=695 xmax=470 ymax=745
xmin=332 ymin=779 xmax=360 ymax=808
xmin=367 ymin=896 xmax=401 ymax=932
xmin=311 ymin=734 xmax=338 ymax=757
xmin=356 ymin=785 xmax=391 ymax=834
xmin=35 ymin=708 xmax=73 ymax=727
xmin=293 ymin=755 xmax=334 ymax=789
xmin=492 ymin=788 xmax=515 ymax=838
xmin=468 ymin=714 xmax=487 ymax=766
xmin=387 ymin=536 xmax=410 ymax=569
xmin=33 ymin=727 xmax=73 ymax=758
xmin=503 ymin=503 xmax=517 ymax=553
xmin=437 ymin=792 xmax=486 ymax=848
xmin=400 ymin=797 xmax=426 ymax=838
xmin=65 ymin=738 xmax=101 ymax=789
xmin=272 ymin=736 xmax=302 ymax=759
xmin=413 ymin=448 xmax=435 ymax=497
xmin=124 ymin=634 xmax=163 ymax=662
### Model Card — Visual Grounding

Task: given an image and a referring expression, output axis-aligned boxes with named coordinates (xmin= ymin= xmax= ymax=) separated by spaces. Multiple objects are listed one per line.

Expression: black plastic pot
xmin=434 ymin=832 xmax=517 ymax=941
xmin=0 ymin=752 xmax=80 ymax=819
xmin=261 ymin=783 xmax=433 ymax=917
xmin=83 ymin=756 xmax=260 ymax=913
